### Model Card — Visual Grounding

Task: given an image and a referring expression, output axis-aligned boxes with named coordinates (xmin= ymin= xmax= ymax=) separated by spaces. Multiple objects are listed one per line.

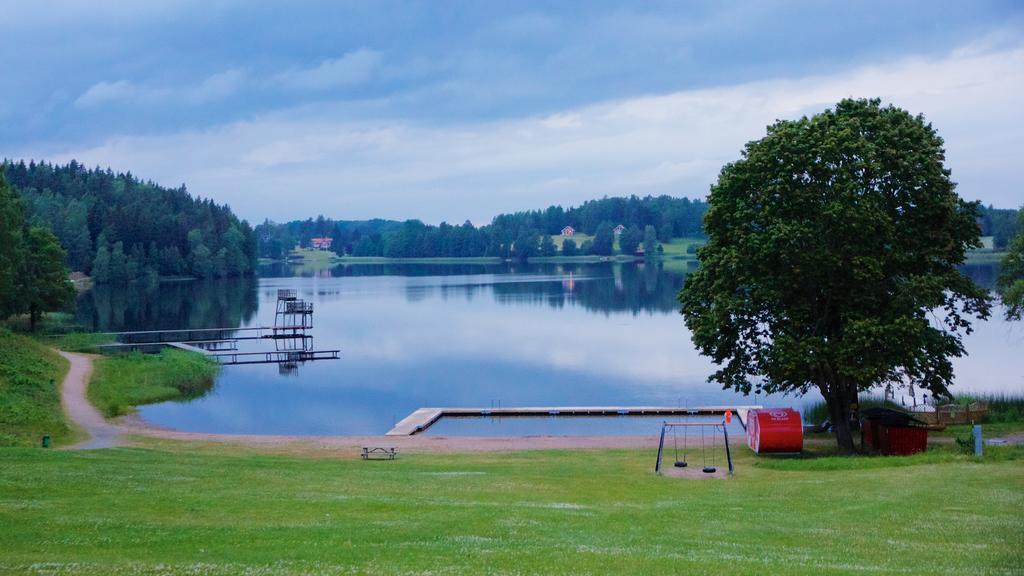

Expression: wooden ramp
xmin=166 ymin=342 xmax=211 ymax=355
xmin=386 ymin=405 xmax=761 ymax=436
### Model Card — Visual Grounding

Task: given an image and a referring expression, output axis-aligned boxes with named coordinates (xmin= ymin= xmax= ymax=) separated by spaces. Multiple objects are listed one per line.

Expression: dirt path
xmin=58 ymin=351 xmax=124 ymax=449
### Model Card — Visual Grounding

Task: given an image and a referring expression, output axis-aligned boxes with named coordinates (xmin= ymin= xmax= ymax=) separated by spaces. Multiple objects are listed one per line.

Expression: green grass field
xmin=0 ymin=442 xmax=1020 ymax=574
xmin=552 ymin=233 xmax=594 ymax=250
xmin=0 ymin=329 xmax=70 ymax=447
xmin=88 ymin=349 xmax=220 ymax=418
xmin=659 ymin=237 xmax=705 ymax=257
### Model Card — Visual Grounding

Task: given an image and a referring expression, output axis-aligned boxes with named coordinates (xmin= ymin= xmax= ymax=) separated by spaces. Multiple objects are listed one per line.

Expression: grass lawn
xmin=552 ymin=233 xmax=594 ymax=250
xmin=659 ymin=237 xmax=705 ymax=257
xmin=88 ymin=349 xmax=220 ymax=418
xmin=0 ymin=329 xmax=70 ymax=447
xmin=0 ymin=442 xmax=1021 ymax=574
xmin=288 ymin=247 xmax=341 ymax=265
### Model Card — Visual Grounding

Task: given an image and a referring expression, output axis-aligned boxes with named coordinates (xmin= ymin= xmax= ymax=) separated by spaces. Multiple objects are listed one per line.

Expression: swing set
xmin=655 ymin=420 xmax=734 ymax=476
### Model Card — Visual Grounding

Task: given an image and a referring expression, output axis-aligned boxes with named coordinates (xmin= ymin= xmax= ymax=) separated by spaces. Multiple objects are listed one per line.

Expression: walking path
xmin=58 ymin=351 xmax=123 ymax=449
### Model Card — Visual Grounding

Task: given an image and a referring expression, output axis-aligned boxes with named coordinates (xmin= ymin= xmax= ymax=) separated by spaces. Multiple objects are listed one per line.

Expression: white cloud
xmin=50 ymin=40 xmax=1024 ymax=222
xmin=188 ymin=68 xmax=247 ymax=104
xmin=74 ymin=68 xmax=247 ymax=109
xmin=273 ymin=49 xmax=383 ymax=91
xmin=75 ymin=80 xmax=146 ymax=107
xmin=73 ymin=49 xmax=382 ymax=110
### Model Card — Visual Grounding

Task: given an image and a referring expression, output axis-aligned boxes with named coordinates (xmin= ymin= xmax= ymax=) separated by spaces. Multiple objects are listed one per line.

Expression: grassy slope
xmin=659 ymin=237 xmax=704 ymax=256
xmin=88 ymin=349 xmax=220 ymax=418
xmin=0 ymin=443 xmax=1020 ymax=574
xmin=0 ymin=329 xmax=70 ymax=447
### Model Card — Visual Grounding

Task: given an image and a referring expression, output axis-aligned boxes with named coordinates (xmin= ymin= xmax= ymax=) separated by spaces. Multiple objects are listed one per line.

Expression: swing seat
xmin=673 ymin=461 xmax=688 ymax=468
xmin=702 ymin=466 xmax=717 ymax=474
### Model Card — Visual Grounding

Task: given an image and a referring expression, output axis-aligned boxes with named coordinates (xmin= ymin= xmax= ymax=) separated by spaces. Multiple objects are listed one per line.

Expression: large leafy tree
xmin=20 ymin=227 xmax=75 ymax=331
xmin=997 ymin=208 xmax=1024 ymax=320
xmin=679 ymin=99 xmax=990 ymax=453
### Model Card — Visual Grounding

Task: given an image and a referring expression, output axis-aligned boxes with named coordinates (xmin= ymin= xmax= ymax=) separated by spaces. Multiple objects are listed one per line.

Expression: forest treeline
xmin=256 ymin=195 xmax=710 ymax=259
xmin=979 ymin=205 xmax=1020 ymax=249
xmin=258 ymin=196 xmax=1018 ymax=260
xmin=2 ymin=160 xmax=258 ymax=283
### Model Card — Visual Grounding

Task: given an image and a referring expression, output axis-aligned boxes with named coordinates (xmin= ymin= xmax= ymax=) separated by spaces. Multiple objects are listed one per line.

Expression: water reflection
xmin=75 ymin=278 xmax=258 ymax=332
xmin=263 ymin=260 xmax=697 ymax=315
xmin=91 ymin=261 xmax=1022 ymax=436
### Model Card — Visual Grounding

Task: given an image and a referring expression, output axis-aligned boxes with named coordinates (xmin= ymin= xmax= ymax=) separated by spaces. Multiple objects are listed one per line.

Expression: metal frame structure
xmin=655 ymin=421 xmax=733 ymax=476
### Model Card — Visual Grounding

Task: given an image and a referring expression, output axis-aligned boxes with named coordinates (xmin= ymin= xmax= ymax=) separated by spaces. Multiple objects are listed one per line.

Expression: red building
xmin=310 ymin=237 xmax=333 ymax=250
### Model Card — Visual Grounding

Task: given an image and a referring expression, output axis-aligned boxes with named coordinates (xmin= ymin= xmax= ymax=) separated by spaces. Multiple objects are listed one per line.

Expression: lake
xmin=74 ymin=260 xmax=1023 ymax=436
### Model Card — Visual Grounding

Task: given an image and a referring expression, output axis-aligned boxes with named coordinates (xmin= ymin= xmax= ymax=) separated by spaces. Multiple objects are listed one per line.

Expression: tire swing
xmin=701 ymin=424 xmax=717 ymax=474
xmin=672 ymin=422 xmax=688 ymax=468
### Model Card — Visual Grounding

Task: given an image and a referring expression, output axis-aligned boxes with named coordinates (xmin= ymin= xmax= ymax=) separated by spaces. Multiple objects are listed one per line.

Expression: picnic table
xmin=361 ymin=447 xmax=398 ymax=460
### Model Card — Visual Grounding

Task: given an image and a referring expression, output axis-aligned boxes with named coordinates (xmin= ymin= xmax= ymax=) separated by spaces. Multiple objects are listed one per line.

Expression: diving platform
xmin=385 ymin=405 xmax=761 ymax=436
xmin=98 ymin=291 xmax=335 ymax=369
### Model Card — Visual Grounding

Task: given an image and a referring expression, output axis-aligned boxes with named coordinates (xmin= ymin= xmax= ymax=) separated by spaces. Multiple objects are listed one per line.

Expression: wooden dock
xmin=206 ymin=349 xmax=340 ymax=365
xmin=385 ymin=405 xmax=761 ymax=436
xmin=102 ymin=326 xmax=315 ymax=343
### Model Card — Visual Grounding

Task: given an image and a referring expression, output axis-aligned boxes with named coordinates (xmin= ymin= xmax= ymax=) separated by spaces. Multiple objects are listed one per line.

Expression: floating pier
xmin=101 ymin=326 xmax=313 ymax=343
xmin=207 ymin=349 xmax=340 ymax=366
xmin=385 ymin=405 xmax=761 ymax=436
xmin=95 ymin=290 xmax=340 ymax=368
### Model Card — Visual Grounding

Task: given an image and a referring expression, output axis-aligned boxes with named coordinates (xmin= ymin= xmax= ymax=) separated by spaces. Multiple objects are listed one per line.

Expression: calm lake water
xmin=74 ymin=261 xmax=1023 ymax=436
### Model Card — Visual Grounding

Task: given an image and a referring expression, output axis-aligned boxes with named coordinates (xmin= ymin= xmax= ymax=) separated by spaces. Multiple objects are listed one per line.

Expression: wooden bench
xmin=361 ymin=447 xmax=398 ymax=460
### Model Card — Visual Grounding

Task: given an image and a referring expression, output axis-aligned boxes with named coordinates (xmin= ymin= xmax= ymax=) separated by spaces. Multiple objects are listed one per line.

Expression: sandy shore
xmin=58 ymin=350 xmax=668 ymax=454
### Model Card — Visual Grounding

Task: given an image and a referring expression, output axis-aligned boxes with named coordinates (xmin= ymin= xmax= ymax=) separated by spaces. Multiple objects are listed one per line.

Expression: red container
xmin=747 ymin=408 xmax=803 ymax=453
xmin=862 ymin=422 xmax=927 ymax=455
xmin=880 ymin=426 xmax=928 ymax=456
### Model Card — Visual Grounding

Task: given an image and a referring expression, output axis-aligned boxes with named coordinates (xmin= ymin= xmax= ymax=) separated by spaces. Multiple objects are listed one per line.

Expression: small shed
xmin=861 ymin=408 xmax=929 ymax=456
xmin=561 ymin=225 xmax=575 ymax=236
xmin=613 ymin=224 xmax=625 ymax=235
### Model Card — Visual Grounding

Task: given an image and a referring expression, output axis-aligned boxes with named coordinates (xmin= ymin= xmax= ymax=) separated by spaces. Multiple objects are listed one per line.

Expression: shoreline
xmin=58 ymin=350 xmax=748 ymax=455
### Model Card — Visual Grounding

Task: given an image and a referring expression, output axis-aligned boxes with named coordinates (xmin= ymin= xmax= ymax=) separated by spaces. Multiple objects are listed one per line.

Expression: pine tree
xmin=91 ymin=244 xmax=111 ymax=284
xmin=109 ymin=241 xmax=128 ymax=283
xmin=0 ymin=175 xmax=25 ymax=318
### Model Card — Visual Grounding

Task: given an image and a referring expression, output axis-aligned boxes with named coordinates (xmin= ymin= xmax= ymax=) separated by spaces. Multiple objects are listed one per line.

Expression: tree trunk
xmin=824 ymin=385 xmax=857 ymax=455
xmin=846 ymin=385 xmax=861 ymax=432
xmin=29 ymin=307 xmax=39 ymax=332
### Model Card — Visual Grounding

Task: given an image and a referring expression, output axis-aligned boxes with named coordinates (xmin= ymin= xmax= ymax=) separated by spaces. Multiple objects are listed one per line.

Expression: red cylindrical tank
xmin=747 ymin=408 xmax=803 ymax=453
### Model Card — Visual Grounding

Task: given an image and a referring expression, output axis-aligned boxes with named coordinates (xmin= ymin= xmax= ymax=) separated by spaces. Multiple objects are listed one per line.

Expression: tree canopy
xmin=0 ymin=175 xmax=74 ymax=329
xmin=21 ymin=227 xmax=75 ymax=331
xmin=2 ymin=160 xmax=257 ymax=282
xmin=679 ymin=98 xmax=990 ymax=453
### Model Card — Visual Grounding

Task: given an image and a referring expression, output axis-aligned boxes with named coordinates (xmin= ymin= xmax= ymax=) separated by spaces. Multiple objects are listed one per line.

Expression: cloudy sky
xmin=3 ymin=1 xmax=1022 ymax=224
